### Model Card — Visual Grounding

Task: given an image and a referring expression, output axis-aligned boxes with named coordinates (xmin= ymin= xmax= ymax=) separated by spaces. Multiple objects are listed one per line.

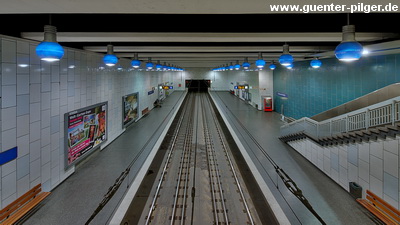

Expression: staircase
xmin=280 ymin=94 xmax=400 ymax=147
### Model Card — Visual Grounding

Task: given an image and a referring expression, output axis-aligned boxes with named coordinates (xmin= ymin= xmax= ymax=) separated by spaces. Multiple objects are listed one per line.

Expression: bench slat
xmin=357 ymin=199 xmax=397 ymax=224
xmin=367 ymin=190 xmax=400 ymax=216
xmin=0 ymin=184 xmax=42 ymax=221
xmin=1 ymin=192 xmax=50 ymax=225
xmin=366 ymin=195 xmax=400 ymax=222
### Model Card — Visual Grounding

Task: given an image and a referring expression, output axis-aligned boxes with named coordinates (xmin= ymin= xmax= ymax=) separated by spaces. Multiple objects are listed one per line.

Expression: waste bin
xmin=349 ymin=182 xmax=362 ymax=199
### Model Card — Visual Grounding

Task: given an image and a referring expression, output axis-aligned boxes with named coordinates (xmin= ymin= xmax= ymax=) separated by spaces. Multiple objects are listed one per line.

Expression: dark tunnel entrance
xmin=186 ymin=80 xmax=211 ymax=92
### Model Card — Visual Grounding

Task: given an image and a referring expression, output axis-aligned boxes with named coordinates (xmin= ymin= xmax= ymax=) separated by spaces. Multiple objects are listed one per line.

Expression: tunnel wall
xmin=0 ymin=36 xmax=178 ymax=209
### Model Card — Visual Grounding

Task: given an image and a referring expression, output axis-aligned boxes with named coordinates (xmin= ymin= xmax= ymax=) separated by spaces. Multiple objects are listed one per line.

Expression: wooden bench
xmin=357 ymin=190 xmax=400 ymax=224
xmin=0 ymin=184 xmax=50 ymax=225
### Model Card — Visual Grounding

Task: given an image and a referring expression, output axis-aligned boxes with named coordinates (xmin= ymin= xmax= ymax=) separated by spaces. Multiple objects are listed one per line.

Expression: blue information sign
xmin=0 ymin=147 xmax=18 ymax=166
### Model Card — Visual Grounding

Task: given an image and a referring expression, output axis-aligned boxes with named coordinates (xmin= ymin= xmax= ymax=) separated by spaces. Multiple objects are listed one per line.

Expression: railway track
xmin=138 ymin=92 xmax=264 ymax=225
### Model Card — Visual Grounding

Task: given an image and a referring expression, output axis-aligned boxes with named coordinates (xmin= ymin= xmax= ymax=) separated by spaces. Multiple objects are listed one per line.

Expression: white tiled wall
xmin=288 ymin=136 xmax=400 ymax=209
xmin=0 ymin=36 xmax=177 ymax=209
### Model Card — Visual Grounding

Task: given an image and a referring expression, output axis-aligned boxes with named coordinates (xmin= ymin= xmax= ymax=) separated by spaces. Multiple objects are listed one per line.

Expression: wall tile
xmin=16 ymin=114 xmax=29 ymax=137
xmin=41 ymin=92 xmax=51 ymax=110
xmin=359 ymin=142 xmax=370 ymax=163
xmin=29 ymin=103 xmax=40 ymax=122
xmin=1 ymin=160 xmax=16 ymax=178
xmin=16 ymin=135 xmax=29 ymax=158
xmin=16 ymin=54 xmax=29 ymax=74
xmin=323 ymin=156 xmax=330 ymax=175
xmin=50 ymin=165 xmax=60 ymax=187
xmin=51 ymin=99 xmax=60 ymax=116
xmin=30 ymin=83 xmax=41 ymax=103
xmin=339 ymin=166 xmax=348 ymax=187
xmin=2 ymin=85 xmax=16 ymax=108
xmin=41 ymin=109 xmax=50 ymax=128
xmin=384 ymin=150 xmax=398 ymax=178
xmin=17 ymin=41 xmax=29 ymax=54
xmin=17 ymin=94 xmax=29 ymax=116
xmin=29 ymin=159 xmax=40 ymax=182
xmin=330 ymin=151 xmax=339 ymax=171
xmin=2 ymin=172 xmax=16 ymax=200
xmin=51 ymin=133 xmax=59 ymax=151
xmin=29 ymin=140 xmax=40 ymax=163
xmin=29 ymin=121 xmax=40 ymax=142
xmin=50 ymin=116 xmax=59 ymax=134
xmin=41 ymin=127 xmax=50 ymax=147
xmin=369 ymin=140 xmax=383 ymax=159
xmin=348 ymin=163 xmax=358 ymax=182
xmin=2 ymin=63 xmax=17 ymax=85
xmin=16 ymin=154 xmax=29 ymax=179
xmin=29 ymin=44 xmax=40 ymax=65
xmin=41 ymin=162 xmax=51 ymax=184
xmin=2 ymin=107 xmax=16 ymax=131
xmin=51 ymin=149 xmax=58 ymax=169
xmin=384 ymin=172 xmax=399 ymax=201
xmin=17 ymin=74 xmax=29 ymax=95
xmin=359 ymin=160 xmax=370 ymax=182
xmin=2 ymin=39 xmax=16 ymax=63
xmin=51 ymin=83 xmax=60 ymax=100
xmin=370 ymin=175 xmax=383 ymax=196
xmin=16 ymin=175 xmax=29 ymax=197
xmin=30 ymin=65 xmax=41 ymax=84
xmin=41 ymin=144 xmax=50 ymax=165
xmin=348 ymin=144 xmax=358 ymax=166
xmin=384 ymin=139 xmax=399 ymax=155
xmin=2 ymin=128 xmax=16 ymax=152
xmin=41 ymin=74 xmax=51 ymax=92
xmin=51 ymin=65 xmax=60 ymax=82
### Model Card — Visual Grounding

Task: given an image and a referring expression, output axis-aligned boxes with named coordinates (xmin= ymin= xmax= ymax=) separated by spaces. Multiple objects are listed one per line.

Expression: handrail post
xmin=392 ymin=100 xmax=396 ymax=125
xmin=345 ymin=115 xmax=349 ymax=133
xmin=329 ymin=119 xmax=332 ymax=137
xmin=365 ymin=108 xmax=369 ymax=130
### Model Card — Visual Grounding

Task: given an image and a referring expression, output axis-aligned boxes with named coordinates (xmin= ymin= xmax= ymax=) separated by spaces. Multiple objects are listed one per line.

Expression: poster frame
xmin=122 ymin=92 xmax=139 ymax=128
xmin=64 ymin=101 xmax=108 ymax=169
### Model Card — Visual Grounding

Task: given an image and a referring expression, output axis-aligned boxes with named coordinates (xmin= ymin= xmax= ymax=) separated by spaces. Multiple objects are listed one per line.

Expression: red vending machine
xmin=263 ymin=96 xmax=273 ymax=111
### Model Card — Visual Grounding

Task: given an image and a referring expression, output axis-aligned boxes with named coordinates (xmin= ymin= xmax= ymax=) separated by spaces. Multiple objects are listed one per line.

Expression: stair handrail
xmin=281 ymin=97 xmax=400 ymax=139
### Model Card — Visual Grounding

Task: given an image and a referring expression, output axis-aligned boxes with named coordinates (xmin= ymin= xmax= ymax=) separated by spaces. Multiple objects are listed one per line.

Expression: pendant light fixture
xmin=234 ymin=60 xmax=241 ymax=70
xmin=335 ymin=24 xmax=363 ymax=62
xmin=103 ymin=44 xmax=118 ymax=67
xmin=310 ymin=58 xmax=322 ymax=68
xmin=146 ymin=58 xmax=154 ymax=70
xmin=131 ymin=53 xmax=141 ymax=68
xmin=286 ymin=63 xmax=294 ymax=69
xmin=156 ymin=60 xmax=163 ymax=71
xmin=269 ymin=61 xmax=276 ymax=70
xmin=36 ymin=25 xmax=64 ymax=62
xmin=279 ymin=44 xmax=294 ymax=66
xmin=229 ymin=62 xmax=234 ymax=71
xmin=242 ymin=57 xmax=250 ymax=70
xmin=255 ymin=52 xmax=266 ymax=70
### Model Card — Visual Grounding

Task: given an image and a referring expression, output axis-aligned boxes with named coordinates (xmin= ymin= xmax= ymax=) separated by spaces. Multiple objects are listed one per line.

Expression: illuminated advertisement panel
xmin=64 ymin=102 xmax=107 ymax=169
xmin=123 ymin=92 xmax=139 ymax=128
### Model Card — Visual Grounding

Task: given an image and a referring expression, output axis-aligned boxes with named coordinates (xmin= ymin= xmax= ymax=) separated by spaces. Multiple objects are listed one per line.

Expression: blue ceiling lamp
xmin=255 ymin=52 xmax=266 ymax=70
xmin=279 ymin=44 xmax=294 ymax=66
xmin=269 ymin=61 xmax=276 ymax=70
xmin=131 ymin=53 xmax=141 ymax=68
xmin=335 ymin=25 xmax=363 ymax=62
xmin=146 ymin=58 xmax=154 ymax=70
xmin=234 ymin=60 xmax=241 ymax=70
xmin=229 ymin=62 xmax=234 ymax=71
xmin=310 ymin=58 xmax=322 ymax=68
xmin=242 ymin=57 xmax=250 ymax=70
xmin=36 ymin=25 xmax=64 ymax=62
xmin=156 ymin=60 xmax=163 ymax=71
xmin=103 ymin=44 xmax=118 ymax=67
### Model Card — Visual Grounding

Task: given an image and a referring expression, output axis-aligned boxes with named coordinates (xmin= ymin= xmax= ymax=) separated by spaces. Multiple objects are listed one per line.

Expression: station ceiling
xmin=1 ymin=13 xmax=399 ymax=67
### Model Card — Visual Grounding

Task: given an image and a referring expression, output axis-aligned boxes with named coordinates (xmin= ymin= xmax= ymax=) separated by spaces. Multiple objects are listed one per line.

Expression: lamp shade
xmin=279 ymin=54 xmax=293 ymax=66
xmin=242 ymin=62 xmax=250 ymax=70
xmin=286 ymin=63 xmax=294 ymax=69
xmin=255 ymin=59 xmax=266 ymax=69
xmin=146 ymin=62 xmax=154 ymax=70
xmin=131 ymin=59 xmax=141 ymax=68
xmin=335 ymin=41 xmax=363 ymax=62
xmin=269 ymin=64 xmax=276 ymax=70
xmin=335 ymin=25 xmax=363 ymax=62
xmin=234 ymin=64 xmax=241 ymax=70
xmin=103 ymin=54 xmax=118 ymax=67
xmin=229 ymin=64 xmax=234 ymax=70
xmin=36 ymin=42 xmax=64 ymax=62
xmin=310 ymin=59 xmax=322 ymax=68
xmin=36 ymin=25 xmax=64 ymax=62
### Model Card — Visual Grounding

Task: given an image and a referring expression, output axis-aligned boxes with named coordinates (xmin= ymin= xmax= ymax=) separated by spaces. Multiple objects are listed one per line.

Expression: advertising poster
xmin=123 ymin=92 xmax=139 ymax=127
xmin=65 ymin=102 xmax=108 ymax=168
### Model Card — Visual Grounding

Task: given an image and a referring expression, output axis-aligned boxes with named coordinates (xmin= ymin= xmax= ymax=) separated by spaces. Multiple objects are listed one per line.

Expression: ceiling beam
xmin=21 ymin=32 xmax=395 ymax=43
xmin=84 ymin=46 xmax=334 ymax=52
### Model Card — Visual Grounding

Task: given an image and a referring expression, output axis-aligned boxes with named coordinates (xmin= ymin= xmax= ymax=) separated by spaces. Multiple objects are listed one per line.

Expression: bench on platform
xmin=357 ymin=190 xmax=400 ymax=224
xmin=0 ymin=184 xmax=50 ymax=225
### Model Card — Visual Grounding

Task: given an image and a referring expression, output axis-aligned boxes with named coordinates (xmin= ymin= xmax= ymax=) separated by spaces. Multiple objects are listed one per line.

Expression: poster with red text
xmin=65 ymin=102 xmax=107 ymax=168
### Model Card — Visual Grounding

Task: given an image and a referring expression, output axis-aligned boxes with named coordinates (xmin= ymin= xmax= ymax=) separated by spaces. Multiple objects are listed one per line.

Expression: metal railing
xmin=281 ymin=99 xmax=400 ymax=139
